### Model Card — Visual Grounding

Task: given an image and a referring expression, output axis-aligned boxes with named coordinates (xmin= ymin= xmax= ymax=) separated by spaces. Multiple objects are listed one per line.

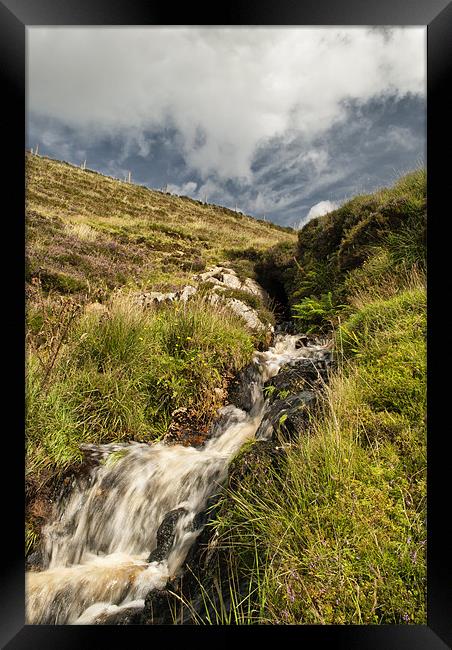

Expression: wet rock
xmin=142 ymin=588 xmax=179 ymax=625
xmin=228 ymin=440 xmax=288 ymax=491
xmin=207 ymin=405 xmax=249 ymax=441
xmin=265 ymin=356 xmax=332 ymax=396
xmin=141 ymin=496 xmax=222 ymax=625
xmin=26 ymin=550 xmax=43 ymax=571
xmin=227 ymin=363 xmax=261 ymax=412
xmin=256 ymin=391 xmax=317 ymax=442
xmin=190 ymin=495 xmax=220 ymax=533
xmin=148 ymin=507 xmax=188 ymax=563
xmin=276 ymin=321 xmax=296 ymax=334
xmin=93 ymin=605 xmax=144 ymax=625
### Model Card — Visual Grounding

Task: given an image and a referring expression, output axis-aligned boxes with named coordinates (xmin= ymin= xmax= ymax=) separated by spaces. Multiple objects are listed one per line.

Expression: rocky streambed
xmin=25 ymin=268 xmax=333 ymax=626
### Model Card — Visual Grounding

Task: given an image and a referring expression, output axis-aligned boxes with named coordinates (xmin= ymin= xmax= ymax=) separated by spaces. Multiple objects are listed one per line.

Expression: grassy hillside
xmin=25 ymin=153 xmax=296 ymax=556
xmin=209 ymin=169 xmax=427 ymax=624
xmin=26 ymin=153 xmax=295 ymax=298
xmin=249 ymin=168 xmax=426 ymax=329
xmin=25 ymin=154 xmax=427 ymax=624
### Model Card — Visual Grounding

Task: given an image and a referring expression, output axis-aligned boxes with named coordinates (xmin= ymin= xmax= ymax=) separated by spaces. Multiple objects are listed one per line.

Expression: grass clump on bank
xmin=27 ymin=291 xmax=255 ymax=480
xmin=26 ymin=290 xmax=256 ymax=552
xmin=206 ymin=168 xmax=426 ymax=625
xmin=212 ymin=281 xmax=426 ymax=624
xmin=258 ymin=168 xmax=426 ymax=334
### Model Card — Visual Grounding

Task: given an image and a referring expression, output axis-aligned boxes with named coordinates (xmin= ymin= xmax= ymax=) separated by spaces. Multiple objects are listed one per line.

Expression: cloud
xmin=166 ymin=180 xmax=198 ymax=196
xmin=303 ymin=200 xmax=339 ymax=224
xmin=28 ymin=27 xmax=425 ymax=183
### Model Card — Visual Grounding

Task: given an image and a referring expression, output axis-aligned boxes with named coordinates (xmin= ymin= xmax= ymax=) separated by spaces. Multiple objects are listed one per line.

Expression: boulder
xmin=136 ymin=291 xmax=178 ymax=307
xmin=148 ymin=507 xmax=188 ymax=564
xmin=195 ymin=266 xmax=235 ymax=282
xmin=264 ymin=356 xmax=332 ymax=395
xmin=227 ymin=363 xmax=262 ymax=412
xmin=179 ymin=285 xmax=197 ymax=302
xmin=226 ymin=298 xmax=267 ymax=333
xmin=242 ymin=277 xmax=269 ymax=302
xmin=221 ymin=273 xmax=242 ymax=289
xmin=89 ymin=604 xmax=144 ymax=625
xmin=295 ymin=335 xmax=309 ymax=348
xmin=256 ymin=391 xmax=317 ymax=442
xmin=141 ymin=588 xmax=178 ymax=625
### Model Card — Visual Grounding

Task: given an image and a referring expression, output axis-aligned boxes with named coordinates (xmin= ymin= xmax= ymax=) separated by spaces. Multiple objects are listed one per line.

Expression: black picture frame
xmin=1 ymin=1 xmax=450 ymax=647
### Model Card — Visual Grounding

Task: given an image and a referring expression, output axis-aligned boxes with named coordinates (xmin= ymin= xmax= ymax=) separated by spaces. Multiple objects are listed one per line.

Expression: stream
xmin=26 ymin=332 xmax=331 ymax=625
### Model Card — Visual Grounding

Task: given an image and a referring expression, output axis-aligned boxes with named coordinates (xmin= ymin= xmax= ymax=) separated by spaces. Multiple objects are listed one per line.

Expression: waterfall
xmin=26 ymin=333 xmax=330 ymax=625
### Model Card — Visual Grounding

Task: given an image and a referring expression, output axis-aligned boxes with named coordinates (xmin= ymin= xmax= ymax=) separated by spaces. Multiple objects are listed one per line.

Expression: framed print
xmin=1 ymin=0 xmax=451 ymax=647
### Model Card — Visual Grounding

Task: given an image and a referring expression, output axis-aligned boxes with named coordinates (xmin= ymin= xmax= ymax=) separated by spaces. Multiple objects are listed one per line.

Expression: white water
xmin=26 ymin=334 xmax=330 ymax=625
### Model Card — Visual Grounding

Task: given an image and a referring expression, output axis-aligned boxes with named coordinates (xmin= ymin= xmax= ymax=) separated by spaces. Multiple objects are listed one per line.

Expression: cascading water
xmin=26 ymin=333 xmax=331 ymax=625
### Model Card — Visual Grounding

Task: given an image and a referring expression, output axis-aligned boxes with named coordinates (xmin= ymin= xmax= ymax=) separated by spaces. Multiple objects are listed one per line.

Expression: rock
xmin=227 ymin=440 xmax=287 ymax=492
xmin=205 ymin=293 xmax=271 ymax=335
xmin=135 ymin=285 xmax=199 ymax=308
xmin=141 ymin=443 xmax=287 ymax=625
xmin=221 ymin=273 xmax=242 ymax=289
xmin=227 ymin=364 xmax=262 ymax=412
xmin=242 ymin=277 xmax=269 ymax=302
xmin=136 ymin=291 xmax=178 ymax=307
xmin=90 ymin=605 xmax=144 ymax=625
xmin=179 ymin=285 xmax=197 ymax=302
xmin=205 ymin=276 xmax=223 ymax=287
xmin=256 ymin=391 xmax=317 ymax=442
xmin=195 ymin=266 xmax=234 ymax=282
xmin=134 ymin=265 xmax=274 ymax=338
xmin=141 ymin=496 xmax=222 ymax=625
xmin=226 ymin=298 xmax=267 ymax=333
xmin=148 ymin=507 xmax=188 ymax=563
xmin=190 ymin=495 xmax=220 ymax=533
xmin=264 ymin=356 xmax=332 ymax=395
xmin=26 ymin=550 xmax=43 ymax=571
xmin=276 ymin=321 xmax=296 ymax=334
xmin=142 ymin=588 xmax=178 ymax=625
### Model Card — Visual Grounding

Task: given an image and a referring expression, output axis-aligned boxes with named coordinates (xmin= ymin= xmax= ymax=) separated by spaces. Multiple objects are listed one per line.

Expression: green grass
xmin=25 ymin=155 xmax=426 ymax=628
xmin=25 ymin=152 xmax=295 ymax=554
xmin=210 ymin=281 xmax=426 ymax=624
xmin=26 ymin=292 xmax=255 ymax=492
xmin=204 ymin=171 xmax=428 ymax=624
xmin=286 ymin=168 xmax=426 ymax=333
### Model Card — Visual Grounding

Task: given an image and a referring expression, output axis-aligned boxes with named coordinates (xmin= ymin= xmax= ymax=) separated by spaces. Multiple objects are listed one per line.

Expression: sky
xmin=27 ymin=27 xmax=426 ymax=228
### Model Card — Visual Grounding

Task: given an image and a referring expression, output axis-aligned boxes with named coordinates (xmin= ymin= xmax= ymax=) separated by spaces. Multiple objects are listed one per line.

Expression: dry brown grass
xmin=26 ymin=153 xmax=296 ymax=298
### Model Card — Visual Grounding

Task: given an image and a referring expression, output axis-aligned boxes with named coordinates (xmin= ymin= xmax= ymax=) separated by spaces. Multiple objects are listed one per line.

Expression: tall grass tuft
xmin=211 ymin=280 xmax=426 ymax=624
xmin=26 ymin=292 xmax=255 ymax=490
